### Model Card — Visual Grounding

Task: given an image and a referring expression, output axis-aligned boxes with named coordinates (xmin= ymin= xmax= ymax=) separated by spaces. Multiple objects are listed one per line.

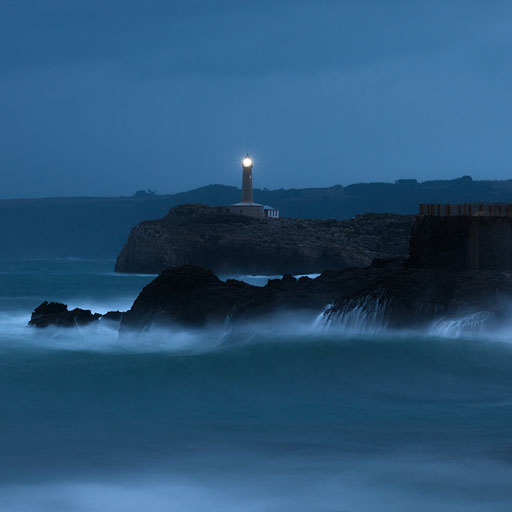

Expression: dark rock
xmin=325 ymin=264 xmax=512 ymax=328
xmin=120 ymin=257 xmax=512 ymax=332
xmin=120 ymin=264 xmax=346 ymax=332
xmin=101 ymin=310 xmax=124 ymax=322
xmin=408 ymin=215 xmax=512 ymax=271
xmin=120 ymin=265 xmax=250 ymax=330
xmin=29 ymin=301 xmax=101 ymax=328
xmin=282 ymin=274 xmax=297 ymax=285
xmin=408 ymin=216 xmax=473 ymax=271
xmin=115 ymin=204 xmax=413 ymax=275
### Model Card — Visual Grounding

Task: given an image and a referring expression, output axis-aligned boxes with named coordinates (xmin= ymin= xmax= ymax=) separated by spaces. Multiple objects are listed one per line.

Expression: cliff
xmin=115 ymin=204 xmax=413 ymax=275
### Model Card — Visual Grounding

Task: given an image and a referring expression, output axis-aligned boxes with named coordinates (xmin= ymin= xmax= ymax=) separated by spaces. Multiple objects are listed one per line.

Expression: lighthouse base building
xmin=230 ymin=156 xmax=279 ymax=219
xmin=230 ymin=202 xmax=280 ymax=218
xmin=230 ymin=202 xmax=266 ymax=218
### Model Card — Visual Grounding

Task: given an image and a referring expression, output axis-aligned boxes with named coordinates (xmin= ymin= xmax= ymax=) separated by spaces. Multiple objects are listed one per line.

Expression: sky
xmin=1 ymin=0 xmax=512 ymax=198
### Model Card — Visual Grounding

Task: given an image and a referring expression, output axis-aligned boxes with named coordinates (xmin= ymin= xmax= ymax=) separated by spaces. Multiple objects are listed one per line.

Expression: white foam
xmin=323 ymin=296 xmax=389 ymax=334
xmin=429 ymin=311 xmax=496 ymax=338
xmin=294 ymin=273 xmax=321 ymax=279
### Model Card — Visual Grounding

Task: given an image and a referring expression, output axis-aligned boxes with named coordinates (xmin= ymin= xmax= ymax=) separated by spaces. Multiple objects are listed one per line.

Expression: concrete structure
xmin=411 ymin=203 xmax=512 ymax=271
xmin=230 ymin=156 xmax=279 ymax=218
xmin=420 ymin=203 xmax=512 ymax=217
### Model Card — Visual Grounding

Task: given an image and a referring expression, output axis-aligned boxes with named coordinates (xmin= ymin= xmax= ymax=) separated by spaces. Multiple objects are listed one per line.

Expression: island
xmin=115 ymin=204 xmax=413 ymax=275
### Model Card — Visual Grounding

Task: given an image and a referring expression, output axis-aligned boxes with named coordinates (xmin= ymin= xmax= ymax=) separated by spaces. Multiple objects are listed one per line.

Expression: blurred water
xmin=1 ymin=260 xmax=512 ymax=511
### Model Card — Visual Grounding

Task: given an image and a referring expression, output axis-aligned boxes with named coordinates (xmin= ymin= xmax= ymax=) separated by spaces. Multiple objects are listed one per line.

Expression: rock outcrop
xmin=119 ymin=264 xmax=344 ymax=331
xmin=29 ymin=259 xmax=512 ymax=332
xmin=325 ymin=261 xmax=512 ymax=329
xmin=115 ymin=204 xmax=413 ymax=275
xmin=29 ymin=302 xmax=101 ymax=328
xmin=29 ymin=301 xmax=123 ymax=328
xmin=118 ymin=258 xmax=512 ymax=332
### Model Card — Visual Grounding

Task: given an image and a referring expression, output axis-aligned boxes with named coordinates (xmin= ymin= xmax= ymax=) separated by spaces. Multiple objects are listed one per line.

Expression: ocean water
xmin=1 ymin=260 xmax=512 ymax=511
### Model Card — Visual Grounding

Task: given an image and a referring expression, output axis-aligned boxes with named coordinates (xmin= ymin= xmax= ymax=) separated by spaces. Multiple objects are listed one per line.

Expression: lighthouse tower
xmin=230 ymin=155 xmax=280 ymax=219
xmin=241 ymin=156 xmax=254 ymax=203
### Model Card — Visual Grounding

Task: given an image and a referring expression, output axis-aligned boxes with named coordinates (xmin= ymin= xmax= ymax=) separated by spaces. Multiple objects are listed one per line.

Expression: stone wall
xmin=408 ymin=215 xmax=512 ymax=271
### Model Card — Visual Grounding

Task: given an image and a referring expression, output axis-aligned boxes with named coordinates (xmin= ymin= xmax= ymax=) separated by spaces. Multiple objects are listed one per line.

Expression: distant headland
xmin=3 ymin=175 xmax=512 ymax=260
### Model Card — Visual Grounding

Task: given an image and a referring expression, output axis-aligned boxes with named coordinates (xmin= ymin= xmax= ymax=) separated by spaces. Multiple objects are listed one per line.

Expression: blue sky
xmin=1 ymin=0 xmax=512 ymax=198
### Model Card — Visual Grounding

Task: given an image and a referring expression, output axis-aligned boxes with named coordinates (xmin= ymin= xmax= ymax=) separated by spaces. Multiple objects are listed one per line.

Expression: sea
xmin=1 ymin=259 xmax=512 ymax=511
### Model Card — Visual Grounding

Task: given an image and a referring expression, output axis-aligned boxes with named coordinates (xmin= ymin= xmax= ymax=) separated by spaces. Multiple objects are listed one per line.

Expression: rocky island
xmin=115 ymin=204 xmax=413 ymax=275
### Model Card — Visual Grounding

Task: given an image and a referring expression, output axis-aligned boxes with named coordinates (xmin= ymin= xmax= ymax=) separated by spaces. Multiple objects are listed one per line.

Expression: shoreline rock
xmin=30 ymin=258 xmax=512 ymax=333
xmin=29 ymin=302 xmax=123 ymax=329
xmin=325 ymin=264 xmax=512 ymax=329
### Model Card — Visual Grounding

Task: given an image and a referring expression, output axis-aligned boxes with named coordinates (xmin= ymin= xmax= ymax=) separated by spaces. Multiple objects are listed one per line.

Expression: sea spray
xmin=429 ymin=311 xmax=499 ymax=338
xmin=2 ymin=325 xmax=512 ymax=511
xmin=322 ymin=295 xmax=389 ymax=334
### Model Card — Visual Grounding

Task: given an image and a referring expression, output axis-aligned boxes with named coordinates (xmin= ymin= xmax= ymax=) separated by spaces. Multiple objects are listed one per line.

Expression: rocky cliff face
xmin=115 ymin=204 xmax=413 ymax=275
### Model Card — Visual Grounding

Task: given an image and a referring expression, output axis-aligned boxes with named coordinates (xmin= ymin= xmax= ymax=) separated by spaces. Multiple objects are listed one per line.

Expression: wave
xmin=4 ymin=298 xmax=512 ymax=357
xmin=320 ymin=295 xmax=512 ymax=342
xmin=2 ymin=310 xmax=512 ymax=365
xmin=429 ymin=311 xmax=498 ymax=338
xmin=2 ymin=322 xmax=512 ymax=439
xmin=4 ymin=263 xmax=512 ymax=511
xmin=3 ymin=308 xmax=512 ymax=512
xmin=321 ymin=296 xmax=389 ymax=334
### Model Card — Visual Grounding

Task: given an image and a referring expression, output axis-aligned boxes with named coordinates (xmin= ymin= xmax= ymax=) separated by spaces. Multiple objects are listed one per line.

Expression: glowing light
xmin=243 ymin=157 xmax=253 ymax=168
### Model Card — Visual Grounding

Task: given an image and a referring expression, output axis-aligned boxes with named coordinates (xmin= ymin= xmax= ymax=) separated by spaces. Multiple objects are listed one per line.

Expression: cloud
xmin=1 ymin=0 xmax=506 ymax=78
xmin=2 ymin=0 xmax=512 ymax=198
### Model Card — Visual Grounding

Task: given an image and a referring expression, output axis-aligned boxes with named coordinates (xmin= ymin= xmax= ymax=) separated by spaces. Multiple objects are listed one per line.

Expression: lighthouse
xmin=230 ymin=155 xmax=280 ymax=219
xmin=241 ymin=156 xmax=254 ymax=203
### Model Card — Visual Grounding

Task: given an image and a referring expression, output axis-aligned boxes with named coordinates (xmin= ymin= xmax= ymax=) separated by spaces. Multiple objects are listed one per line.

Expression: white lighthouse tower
xmin=230 ymin=156 xmax=279 ymax=218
